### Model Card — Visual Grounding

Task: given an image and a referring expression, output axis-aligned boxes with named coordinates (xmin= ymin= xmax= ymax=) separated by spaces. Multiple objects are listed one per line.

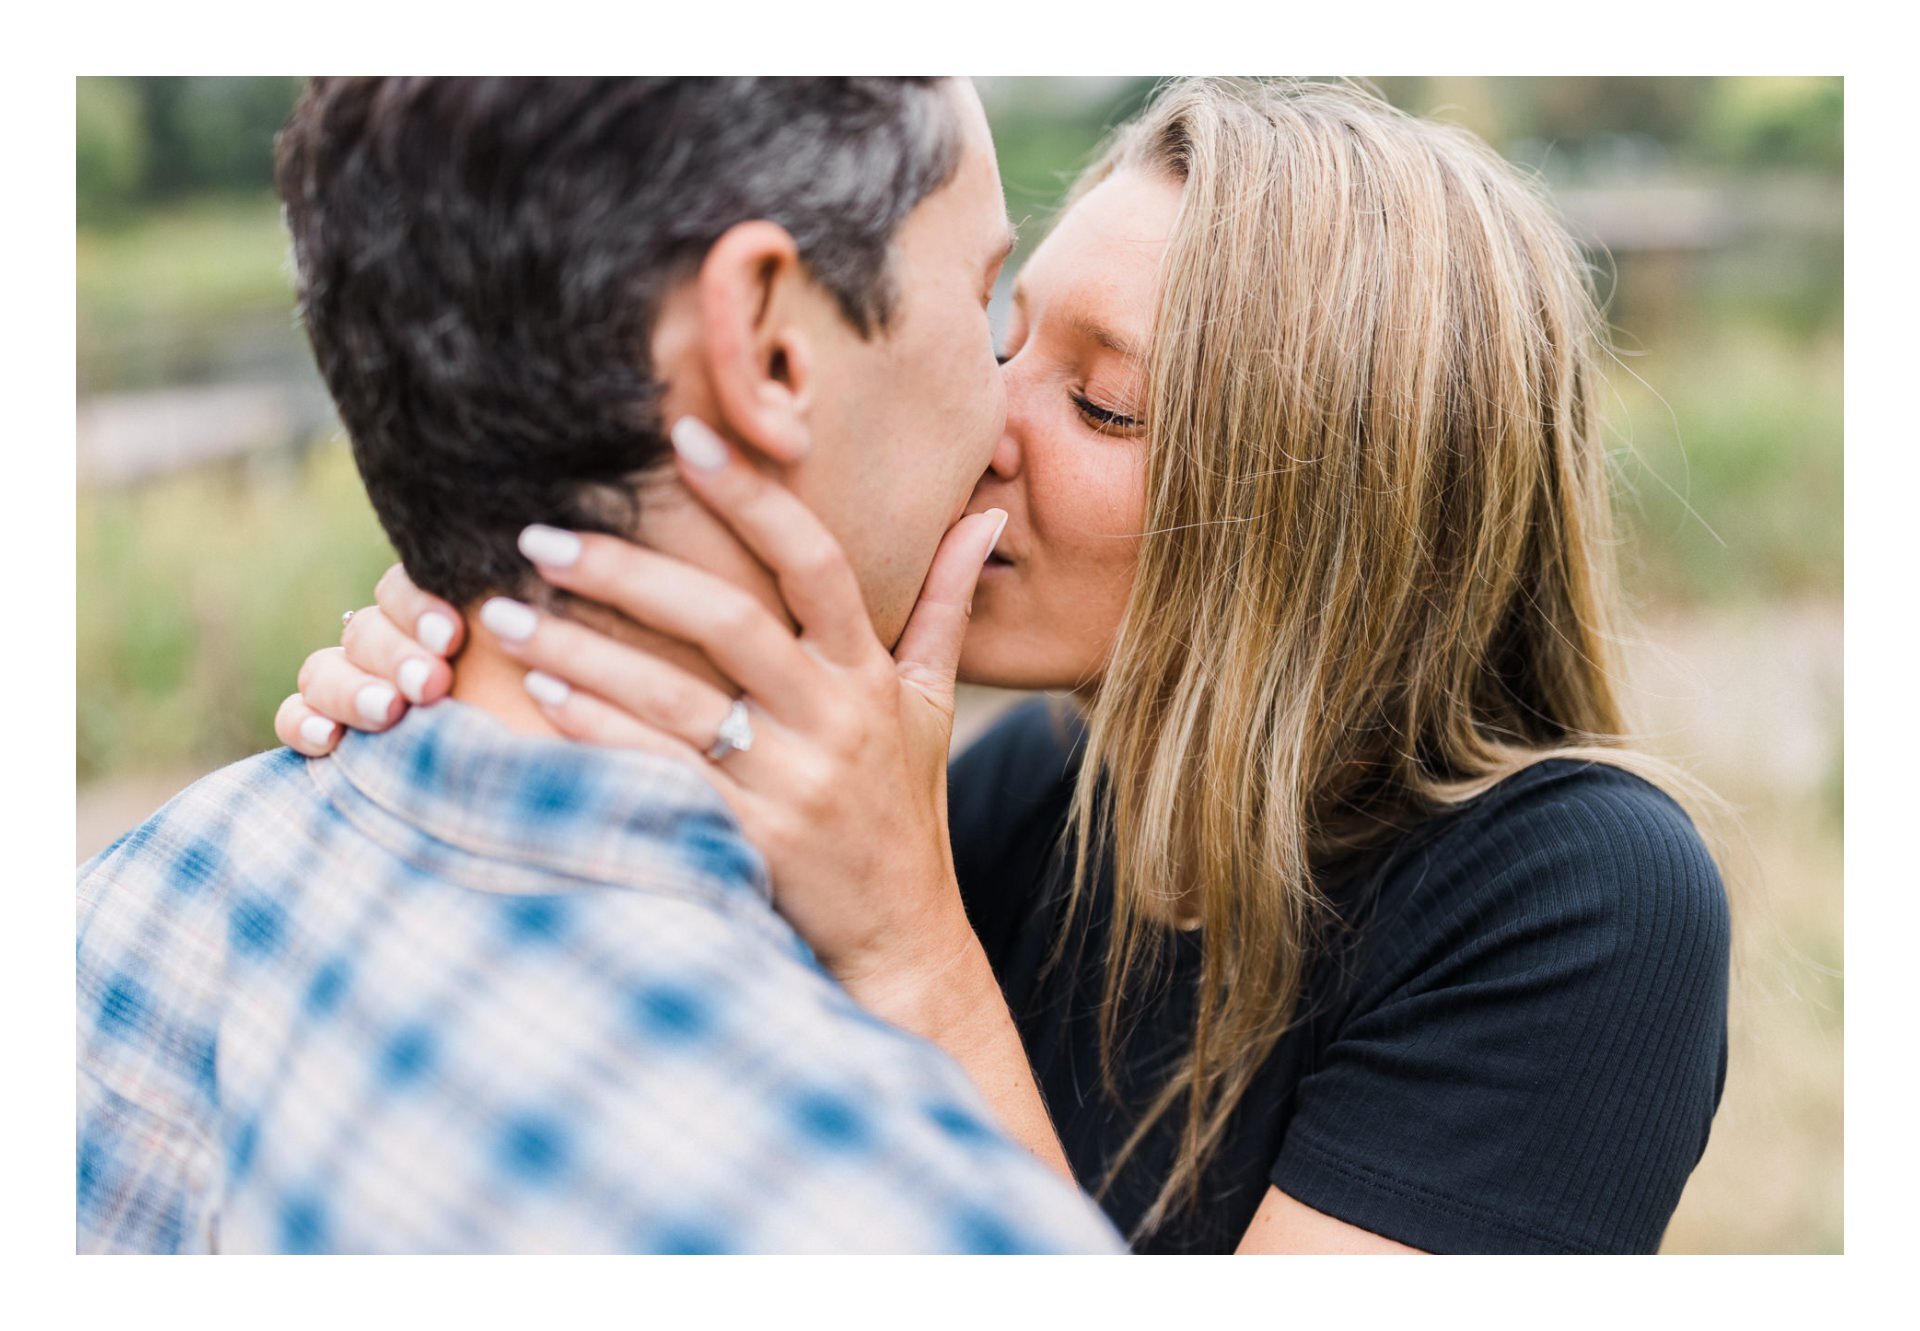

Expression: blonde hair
xmin=1058 ymin=78 xmax=1715 ymax=1238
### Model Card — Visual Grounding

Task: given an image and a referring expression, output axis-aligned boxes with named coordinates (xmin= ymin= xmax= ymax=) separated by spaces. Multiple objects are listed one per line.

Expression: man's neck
xmin=447 ymin=482 xmax=794 ymax=741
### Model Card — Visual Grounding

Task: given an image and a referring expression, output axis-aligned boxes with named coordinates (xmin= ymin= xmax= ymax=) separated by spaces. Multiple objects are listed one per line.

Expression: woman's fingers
xmin=893 ymin=509 xmax=1007 ymax=706
xmin=275 ymin=692 xmax=341 ymax=756
xmin=526 ymin=672 xmax=730 ymax=774
xmin=340 ymin=603 xmax=454 ymax=705
xmin=514 ymin=530 xmax=827 ymax=726
xmin=522 ymin=672 xmax=749 ymax=810
xmin=295 ymin=645 xmax=408 ymax=732
xmin=665 ymin=417 xmax=881 ymax=668
xmin=373 ymin=563 xmax=465 ymax=659
xmin=479 ymin=594 xmax=750 ymax=754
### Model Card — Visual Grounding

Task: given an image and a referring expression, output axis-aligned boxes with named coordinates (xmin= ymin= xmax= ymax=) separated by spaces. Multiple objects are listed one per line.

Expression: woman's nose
xmin=990 ymin=366 xmax=1026 ymax=479
xmin=987 ymin=425 xmax=1021 ymax=480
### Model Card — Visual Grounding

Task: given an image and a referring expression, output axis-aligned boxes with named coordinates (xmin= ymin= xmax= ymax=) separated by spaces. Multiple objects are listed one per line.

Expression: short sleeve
xmin=1269 ymin=764 xmax=1731 ymax=1254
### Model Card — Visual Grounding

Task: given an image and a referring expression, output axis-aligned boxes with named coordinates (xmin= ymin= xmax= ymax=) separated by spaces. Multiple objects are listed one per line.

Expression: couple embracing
xmin=79 ymin=76 xmax=1728 ymax=1255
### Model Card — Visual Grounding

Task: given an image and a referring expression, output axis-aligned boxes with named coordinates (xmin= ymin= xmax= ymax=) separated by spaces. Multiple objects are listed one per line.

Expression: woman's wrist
xmin=836 ymin=887 xmax=1077 ymax=1184
xmin=833 ymin=883 xmax=994 ymax=1045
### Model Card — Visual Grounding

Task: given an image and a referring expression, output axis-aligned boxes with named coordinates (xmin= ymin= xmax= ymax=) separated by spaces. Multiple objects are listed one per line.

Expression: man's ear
xmin=694 ymin=220 xmax=819 ymax=464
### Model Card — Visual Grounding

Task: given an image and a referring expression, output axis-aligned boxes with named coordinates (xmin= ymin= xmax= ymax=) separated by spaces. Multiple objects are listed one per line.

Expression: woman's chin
xmin=958 ymin=637 xmax=1077 ymax=693
xmin=956 ymin=628 xmax=1032 ymax=690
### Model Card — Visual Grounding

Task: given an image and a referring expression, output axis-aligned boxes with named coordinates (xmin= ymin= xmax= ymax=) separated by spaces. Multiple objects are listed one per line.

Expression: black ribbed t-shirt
xmin=948 ymin=699 xmax=1730 ymax=1254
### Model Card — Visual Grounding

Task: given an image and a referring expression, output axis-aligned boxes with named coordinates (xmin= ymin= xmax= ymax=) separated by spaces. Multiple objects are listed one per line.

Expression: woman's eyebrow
xmin=1008 ymin=282 xmax=1145 ymax=362
xmin=1069 ymin=313 xmax=1145 ymax=362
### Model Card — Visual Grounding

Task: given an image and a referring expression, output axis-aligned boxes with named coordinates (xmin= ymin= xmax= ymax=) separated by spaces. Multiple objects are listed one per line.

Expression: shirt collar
xmin=317 ymin=700 xmax=771 ymax=907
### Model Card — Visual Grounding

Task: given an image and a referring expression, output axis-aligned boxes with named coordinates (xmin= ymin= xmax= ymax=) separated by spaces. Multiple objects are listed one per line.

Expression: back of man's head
xmin=275 ymin=77 xmax=961 ymax=606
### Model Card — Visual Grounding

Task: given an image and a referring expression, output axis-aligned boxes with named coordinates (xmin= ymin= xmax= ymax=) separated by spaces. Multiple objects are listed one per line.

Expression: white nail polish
xmin=523 ymin=670 xmax=571 ymax=707
xmin=670 ymin=416 xmax=729 ymax=472
xmin=356 ymin=683 xmax=397 ymax=724
xmin=397 ymin=658 xmax=433 ymax=704
xmin=518 ymin=524 xmax=582 ymax=568
xmin=299 ymin=716 xmax=337 ymax=749
xmin=480 ymin=597 xmax=537 ymax=642
xmin=417 ymin=611 xmax=456 ymax=655
xmin=986 ymin=509 xmax=1009 ymax=559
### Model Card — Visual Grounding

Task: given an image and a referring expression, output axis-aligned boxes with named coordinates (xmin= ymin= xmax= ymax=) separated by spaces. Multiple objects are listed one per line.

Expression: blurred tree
xmin=76 ymin=78 xmax=147 ymax=226
xmin=134 ymin=77 xmax=304 ymax=199
xmin=979 ymin=77 xmax=1158 ymax=229
xmin=1694 ymin=78 xmax=1842 ymax=169
xmin=1526 ymin=78 xmax=1713 ymax=155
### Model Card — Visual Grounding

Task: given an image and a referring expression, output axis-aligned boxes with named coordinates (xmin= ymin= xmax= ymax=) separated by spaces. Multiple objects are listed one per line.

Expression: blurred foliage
xmin=76 ymin=79 xmax=148 ymax=227
xmin=981 ymin=78 xmax=1157 ymax=227
xmin=1610 ymin=329 xmax=1842 ymax=605
xmin=1369 ymin=75 xmax=1843 ymax=173
xmin=76 ymin=76 xmax=303 ymax=226
xmin=78 ymin=193 xmax=292 ymax=325
xmin=77 ymin=442 xmax=396 ymax=785
xmin=1694 ymin=77 xmax=1845 ymax=170
xmin=77 ymin=193 xmax=301 ymax=392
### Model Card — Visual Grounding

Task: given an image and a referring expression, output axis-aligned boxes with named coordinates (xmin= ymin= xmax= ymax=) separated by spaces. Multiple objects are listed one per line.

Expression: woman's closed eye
xmin=1072 ymin=391 xmax=1140 ymax=432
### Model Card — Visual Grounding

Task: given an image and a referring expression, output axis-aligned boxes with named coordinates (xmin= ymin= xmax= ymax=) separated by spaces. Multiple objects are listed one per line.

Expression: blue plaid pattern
xmin=77 ymin=702 xmax=1122 ymax=1254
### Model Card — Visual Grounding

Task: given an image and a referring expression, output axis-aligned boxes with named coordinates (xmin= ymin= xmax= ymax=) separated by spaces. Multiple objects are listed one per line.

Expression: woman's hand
xmin=493 ymin=417 xmax=1007 ymax=998
xmin=274 ymin=422 xmax=1073 ymax=1182
xmin=273 ymin=566 xmax=467 ymax=755
xmin=273 ymin=419 xmax=1003 ymax=995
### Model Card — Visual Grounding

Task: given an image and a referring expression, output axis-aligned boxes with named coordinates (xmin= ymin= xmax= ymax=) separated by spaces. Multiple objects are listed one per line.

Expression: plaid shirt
xmin=76 ymin=701 xmax=1122 ymax=1254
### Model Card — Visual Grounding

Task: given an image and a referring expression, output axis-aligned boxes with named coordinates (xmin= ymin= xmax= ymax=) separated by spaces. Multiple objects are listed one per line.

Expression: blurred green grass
xmin=77 ymin=194 xmax=301 ymax=392
xmin=78 ymin=194 xmax=292 ymax=329
xmin=77 ymin=442 xmax=396 ymax=784
xmin=1610 ymin=326 xmax=1843 ymax=605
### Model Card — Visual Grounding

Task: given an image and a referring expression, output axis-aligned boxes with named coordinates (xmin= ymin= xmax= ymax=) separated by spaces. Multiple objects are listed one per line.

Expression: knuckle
xmin=567 ymin=533 xmax=633 ymax=593
xmin=790 ymin=757 xmax=837 ymax=816
xmin=825 ymin=707 xmax=865 ymax=760
xmin=711 ymin=593 xmax=759 ymax=639
xmin=858 ymin=657 xmax=898 ymax=697
xmin=645 ymin=679 xmax=702 ymax=731
xmin=297 ymin=646 xmax=337 ymax=695
xmin=374 ymin=563 xmax=406 ymax=605
xmin=761 ymin=807 xmax=805 ymax=859
xmin=794 ymin=536 xmax=840 ymax=580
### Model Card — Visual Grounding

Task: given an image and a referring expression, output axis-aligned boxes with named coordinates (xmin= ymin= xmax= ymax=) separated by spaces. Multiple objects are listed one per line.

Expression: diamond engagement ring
xmin=341 ymin=609 xmax=356 ymax=628
xmin=706 ymin=699 xmax=755 ymax=762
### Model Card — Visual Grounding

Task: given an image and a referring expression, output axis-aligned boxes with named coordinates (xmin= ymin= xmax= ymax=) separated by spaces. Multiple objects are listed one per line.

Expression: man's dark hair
xmin=274 ymin=77 xmax=963 ymax=605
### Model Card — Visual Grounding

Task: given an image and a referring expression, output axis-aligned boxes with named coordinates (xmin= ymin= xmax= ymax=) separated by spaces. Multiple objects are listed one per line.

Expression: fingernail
xmin=523 ymin=670 xmax=571 ymax=707
xmin=670 ymin=416 xmax=729 ymax=472
xmin=985 ymin=509 xmax=1009 ymax=559
xmin=397 ymin=658 xmax=433 ymax=704
xmin=299 ymin=716 xmax=337 ymax=749
xmin=518 ymin=524 xmax=582 ymax=569
xmin=356 ymin=683 xmax=397 ymax=724
xmin=417 ymin=611 xmax=456 ymax=655
xmin=480 ymin=597 xmax=537 ymax=643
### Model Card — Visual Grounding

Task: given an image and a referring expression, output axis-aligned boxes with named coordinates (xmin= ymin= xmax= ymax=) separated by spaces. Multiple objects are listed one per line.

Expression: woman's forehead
xmin=1010 ymin=170 xmax=1181 ymax=336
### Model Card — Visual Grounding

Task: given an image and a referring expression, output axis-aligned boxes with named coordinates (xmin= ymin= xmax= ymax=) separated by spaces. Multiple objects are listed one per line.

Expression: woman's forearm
xmin=841 ymin=907 xmax=1079 ymax=1185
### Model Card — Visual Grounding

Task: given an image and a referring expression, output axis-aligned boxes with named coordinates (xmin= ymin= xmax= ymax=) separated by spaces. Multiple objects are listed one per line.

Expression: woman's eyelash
xmin=1072 ymin=392 xmax=1139 ymax=431
xmin=991 ymin=349 xmax=1137 ymax=429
